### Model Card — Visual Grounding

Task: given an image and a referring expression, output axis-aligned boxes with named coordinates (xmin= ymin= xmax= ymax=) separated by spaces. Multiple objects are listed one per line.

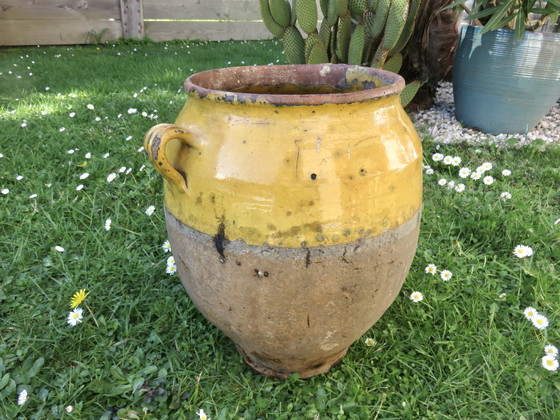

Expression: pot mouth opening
xmin=183 ymin=64 xmax=405 ymax=105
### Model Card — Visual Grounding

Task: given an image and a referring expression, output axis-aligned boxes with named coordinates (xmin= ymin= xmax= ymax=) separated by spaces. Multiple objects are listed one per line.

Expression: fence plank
xmin=0 ymin=0 xmax=120 ymax=20
xmin=0 ymin=19 xmax=122 ymax=45
xmin=145 ymin=20 xmax=273 ymax=42
xmin=143 ymin=0 xmax=262 ymax=20
xmin=120 ymin=0 xmax=144 ymax=38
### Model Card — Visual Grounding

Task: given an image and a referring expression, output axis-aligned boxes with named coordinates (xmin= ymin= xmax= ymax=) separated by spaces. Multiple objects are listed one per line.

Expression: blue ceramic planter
xmin=453 ymin=26 xmax=560 ymax=135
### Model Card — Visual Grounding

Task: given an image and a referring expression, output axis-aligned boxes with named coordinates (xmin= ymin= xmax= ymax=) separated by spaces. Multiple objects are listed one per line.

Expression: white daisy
xmin=17 ymin=389 xmax=29 ymax=406
xmin=542 ymin=355 xmax=559 ymax=371
xmin=470 ymin=172 xmax=481 ymax=180
xmin=438 ymin=178 xmax=447 ymax=186
xmin=67 ymin=307 xmax=84 ymax=326
xmin=544 ymin=345 xmax=558 ymax=358
xmin=87 ymin=104 xmax=94 ymax=110
xmin=432 ymin=153 xmax=444 ymax=162
xmin=79 ymin=172 xmax=89 ymax=180
xmin=197 ymin=409 xmax=210 ymax=420
xmin=458 ymin=167 xmax=471 ymax=178
xmin=532 ymin=314 xmax=549 ymax=330
xmin=65 ymin=406 xmax=73 ymax=413
xmin=145 ymin=205 xmax=156 ymax=216
xmin=104 ymin=218 xmax=112 ymax=231
xmin=451 ymin=156 xmax=462 ymax=166
xmin=500 ymin=192 xmax=512 ymax=200
xmin=364 ymin=337 xmax=375 ymax=347
xmin=166 ymin=264 xmax=177 ymax=275
xmin=106 ymin=173 xmax=117 ymax=183
xmin=69 ymin=112 xmax=76 ymax=118
xmin=425 ymin=264 xmax=437 ymax=275
xmin=1 ymin=188 xmax=9 ymax=195
xmin=481 ymin=162 xmax=493 ymax=171
xmin=54 ymin=246 xmax=65 ymax=252
xmin=523 ymin=307 xmax=538 ymax=321
xmin=162 ymin=240 xmax=172 ymax=252
xmin=425 ymin=168 xmax=434 ymax=175
xmin=483 ymin=176 xmax=494 ymax=185
xmin=513 ymin=245 xmax=533 ymax=258
xmin=410 ymin=291 xmax=424 ymax=302
xmin=440 ymin=270 xmax=453 ymax=281
xmin=443 ymin=155 xmax=453 ymax=165
xmin=502 ymin=169 xmax=511 ymax=176
xmin=76 ymin=184 xmax=84 ymax=191
xmin=455 ymin=183 xmax=465 ymax=193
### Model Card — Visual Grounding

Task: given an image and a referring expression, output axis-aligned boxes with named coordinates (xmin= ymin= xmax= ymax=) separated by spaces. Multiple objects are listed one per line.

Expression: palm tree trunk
xmin=400 ymin=0 xmax=462 ymax=111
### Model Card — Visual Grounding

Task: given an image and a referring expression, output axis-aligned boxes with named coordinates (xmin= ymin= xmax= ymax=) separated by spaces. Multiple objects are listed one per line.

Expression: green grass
xmin=1 ymin=39 xmax=559 ymax=419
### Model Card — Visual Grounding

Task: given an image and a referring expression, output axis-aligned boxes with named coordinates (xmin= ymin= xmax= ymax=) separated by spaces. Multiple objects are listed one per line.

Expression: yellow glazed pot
xmin=144 ymin=64 xmax=422 ymax=379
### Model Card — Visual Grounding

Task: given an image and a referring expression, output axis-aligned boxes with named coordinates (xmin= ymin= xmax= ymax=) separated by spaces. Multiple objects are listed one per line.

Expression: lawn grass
xmin=1 ymin=39 xmax=559 ymax=419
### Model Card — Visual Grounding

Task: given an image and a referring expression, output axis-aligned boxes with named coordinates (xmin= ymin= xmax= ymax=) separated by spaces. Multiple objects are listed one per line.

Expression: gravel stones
xmin=410 ymin=82 xmax=560 ymax=145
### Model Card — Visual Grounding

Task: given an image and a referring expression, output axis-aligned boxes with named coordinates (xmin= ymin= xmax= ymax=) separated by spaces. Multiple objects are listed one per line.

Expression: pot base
xmin=236 ymin=344 xmax=347 ymax=379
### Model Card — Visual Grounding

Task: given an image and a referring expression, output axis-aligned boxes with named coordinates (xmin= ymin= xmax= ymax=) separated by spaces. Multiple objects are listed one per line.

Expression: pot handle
xmin=143 ymin=123 xmax=197 ymax=194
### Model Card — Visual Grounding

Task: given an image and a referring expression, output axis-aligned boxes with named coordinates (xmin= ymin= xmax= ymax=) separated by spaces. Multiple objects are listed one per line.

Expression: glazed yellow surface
xmin=147 ymin=94 xmax=422 ymax=247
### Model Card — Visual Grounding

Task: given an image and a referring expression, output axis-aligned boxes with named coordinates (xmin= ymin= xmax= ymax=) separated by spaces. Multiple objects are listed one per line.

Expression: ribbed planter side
xmin=453 ymin=26 xmax=560 ymax=135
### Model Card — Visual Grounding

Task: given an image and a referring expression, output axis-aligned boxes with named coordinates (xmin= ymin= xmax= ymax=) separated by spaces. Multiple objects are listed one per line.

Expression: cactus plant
xmin=258 ymin=0 xmax=423 ymax=107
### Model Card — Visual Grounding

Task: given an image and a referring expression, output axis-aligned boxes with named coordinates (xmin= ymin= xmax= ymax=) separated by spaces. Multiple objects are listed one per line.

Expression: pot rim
xmin=461 ymin=24 xmax=560 ymax=41
xmin=183 ymin=64 xmax=405 ymax=106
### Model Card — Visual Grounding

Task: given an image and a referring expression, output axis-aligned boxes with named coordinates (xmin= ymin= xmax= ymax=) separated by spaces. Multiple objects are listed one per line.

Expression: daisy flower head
xmin=483 ymin=176 xmax=494 ymax=185
xmin=440 ymin=270 xmax=453 ymax=281
xmin=87 ymin=104 xmax=94 ymax=110
xmin=67 ymin=307 xmax=84 ymax=326
xmin=542 ymin=355 xmax=559 ymax=371
xmin=197 ymin=409 xmax=210 ymax=420
xmin=481 ymin=162 xmax=493 ymax=171
xmin=54 ymin=245 xmax=65 ymax=253
xmin=17 ymin=389 xmax=29 ymax=406
xmin=364 ymin=337 xmax=375 ymax=346
xmin=425 ymin=264 xmax=437 ymax=275
xmin=65 ymin=406 xmax=73 ymax=413
xmin=455 ymin=183 xmax=466 ymax=193
xmin=500 ymin=192 xmax=512 ymax=200
xmin=162 ymin=240 xmax=172 ymax=252
xmin=106 ymin=173 xmax=117 ymax=183
xmin=513 ymin=245 xmax=533 ymax=258
xmin=470 ymin=172 xmax=481 ymax=180
xmin=425 ymin=168 xmax=434 ymax=175
xmin=544 ymin=345 xmax=559 ymax=358
xmin=451 ymin=156 xmax=462 ymax=166
xmin=167 ymin=256 xmax=175 ymax=266
xmin=458 ymin=167 xmax=471 ymax=178
xmin=145 ymin=205 xmax=156 ymax=216
xmin=502 ymin=169 xmax=511 ymax=176
xmin=432 ymin=153 xmax=444 ymax=162
xmin=443 ymin=155 xmax=453 ymax=165
xmin=1 ymin=188 xmax=9 ymax=195
xmin=524 ymin=307 xmax=538 ymax=321
xmin=438 ymin=178 xmax=447 ymax=186
xmin=410 ymin=291 xmax=424 ymax=303
xmin=79 ymin=172 xmax=89 ymax=180
xmin=166 ymin=264 xmax=177 ymax=275
xmin=76 ymin=184 xmax=84 ymax=191
xmin=104 ymin=218 xmax=112 ymax=231
xmin=446 ymin=180 xmax=455 ymax=189
xmin=532 ymin=314 xmax=549 ymax=330
xmin=70 ymin=289 xmax=89 ymax=308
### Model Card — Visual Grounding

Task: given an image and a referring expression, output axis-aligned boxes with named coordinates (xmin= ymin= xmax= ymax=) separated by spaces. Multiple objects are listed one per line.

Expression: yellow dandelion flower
xmin=70 ymin=289 xmax=89 ymax=309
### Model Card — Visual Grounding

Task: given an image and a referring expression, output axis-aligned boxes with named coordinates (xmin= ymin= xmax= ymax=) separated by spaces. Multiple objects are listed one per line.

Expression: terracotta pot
xmin=144 ymin=64 xmax=422 ymax=379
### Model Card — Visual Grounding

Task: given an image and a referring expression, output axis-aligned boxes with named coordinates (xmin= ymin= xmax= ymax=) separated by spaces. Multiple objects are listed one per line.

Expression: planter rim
xmin=461 ymin=24 xmax=560 ymax=41
xmin=183 ymin=64 xmax=405 ymax=106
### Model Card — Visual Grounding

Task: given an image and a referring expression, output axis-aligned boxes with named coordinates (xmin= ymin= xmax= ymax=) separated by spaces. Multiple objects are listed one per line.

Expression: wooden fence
xmin=0 ymin=0 xmax=280 ymax=46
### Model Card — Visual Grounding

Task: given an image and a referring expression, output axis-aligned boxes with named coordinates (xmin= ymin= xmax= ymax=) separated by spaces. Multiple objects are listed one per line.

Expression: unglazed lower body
xmin=165 ymin=208 xmax=421 ymax=379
